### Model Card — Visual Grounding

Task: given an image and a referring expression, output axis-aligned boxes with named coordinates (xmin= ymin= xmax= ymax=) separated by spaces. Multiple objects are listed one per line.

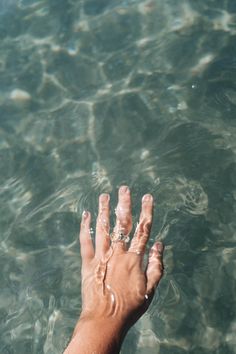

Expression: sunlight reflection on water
xmin=0 ymin=0 xmax=236 ymax=353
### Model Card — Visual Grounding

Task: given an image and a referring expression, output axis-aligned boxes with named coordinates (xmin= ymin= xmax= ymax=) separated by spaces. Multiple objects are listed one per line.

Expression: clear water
xmin=0 ymin=0 xmax=236 ymax=353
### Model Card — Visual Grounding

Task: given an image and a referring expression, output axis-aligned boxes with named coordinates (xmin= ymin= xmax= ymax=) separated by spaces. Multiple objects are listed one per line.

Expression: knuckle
xmin=99 ymin=205 xmax=109 ymax=213
xmin=117 ymin=216 xmax=131 ymax=229
xmin=139 ymin=218 xmax=152 ymax=231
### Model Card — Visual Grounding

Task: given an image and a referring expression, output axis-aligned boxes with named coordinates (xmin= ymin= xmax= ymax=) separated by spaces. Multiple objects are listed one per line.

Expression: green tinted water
xmin=0 ymin=0 xmax=236 ymax=353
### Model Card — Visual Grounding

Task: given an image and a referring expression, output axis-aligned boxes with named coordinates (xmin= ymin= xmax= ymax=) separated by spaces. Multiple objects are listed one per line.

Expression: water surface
xmin=0 ymin=0 xmax=236 ymax=353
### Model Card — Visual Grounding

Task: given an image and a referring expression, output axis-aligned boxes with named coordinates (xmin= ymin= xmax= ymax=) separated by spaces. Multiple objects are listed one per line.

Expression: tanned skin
xmin=64 ymin=186 xmax=164 ymax=354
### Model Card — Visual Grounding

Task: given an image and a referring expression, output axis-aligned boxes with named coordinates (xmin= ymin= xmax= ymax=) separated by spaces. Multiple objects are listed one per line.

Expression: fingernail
xmin=82 ymin=210 xmax=89 ymax=219
xmin=100 ymin=193 xmax=110 ymax=202
xmin=156 ymin=242 xmax=164 ymax=253
xmin=120 ymin=185 xmax=129 ymax=194
xmin=142 ymin=194 xmax=153 ymax=202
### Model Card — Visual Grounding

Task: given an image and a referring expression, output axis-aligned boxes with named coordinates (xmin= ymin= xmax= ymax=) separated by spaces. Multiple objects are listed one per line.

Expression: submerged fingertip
xmin=119 ymin=185 xmax=130 ymax=194
xmin=82 ymin=210 xmax=90 ymax=219
xmin=82 ymin=210 xmax=88 ymax=218
xmin=100 ymin=193 xmax=110 ymax=202
xmin=142 ymin=194 xmax=153 ymax=202
xmin=155 ymin=241 xmax=164 ymax=253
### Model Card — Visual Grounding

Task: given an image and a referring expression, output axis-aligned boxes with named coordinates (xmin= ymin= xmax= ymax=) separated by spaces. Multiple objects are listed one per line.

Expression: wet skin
xmin=64 ymin=186 xmax=164 ymax=354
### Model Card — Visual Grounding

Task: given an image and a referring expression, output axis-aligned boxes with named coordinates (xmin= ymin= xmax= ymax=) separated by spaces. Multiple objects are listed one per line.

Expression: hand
xmin=78 ymin=185 xmax=164 ymax=329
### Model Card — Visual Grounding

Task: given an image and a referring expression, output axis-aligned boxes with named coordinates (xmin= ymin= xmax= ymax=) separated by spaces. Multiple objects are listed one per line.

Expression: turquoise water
xmin=1 ymin=0 xmax=236 ymax=353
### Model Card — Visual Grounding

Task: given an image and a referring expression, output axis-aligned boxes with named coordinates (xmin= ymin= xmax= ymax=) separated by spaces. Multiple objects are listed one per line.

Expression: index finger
xmin=79 ymin=211 xmax=95 ymax=266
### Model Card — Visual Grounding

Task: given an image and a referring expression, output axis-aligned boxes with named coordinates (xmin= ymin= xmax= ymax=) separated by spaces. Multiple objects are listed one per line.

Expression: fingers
xmin=113 ymin=185 xmax=132 ymax=251
xmin=95 ymin=193 xmax=111 ymax=256
xmin=146 ymin=242 xmax=164 ymax=294
xmin=129 ymin=194 xmax=153 ymax=254
xmin=79 ymin=211 xmax=95 ymax=265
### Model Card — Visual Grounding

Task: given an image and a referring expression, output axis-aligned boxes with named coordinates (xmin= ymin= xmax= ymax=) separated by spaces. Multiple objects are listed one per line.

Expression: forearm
xmin=64 ymin=318 xmax=127 ymax=354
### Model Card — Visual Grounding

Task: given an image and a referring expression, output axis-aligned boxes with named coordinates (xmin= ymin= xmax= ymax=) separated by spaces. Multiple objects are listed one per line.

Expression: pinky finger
xmin=146 ymin=242 xmax=164 ymax=295
xmin=79 ymin=211 xmax=95 ymax=265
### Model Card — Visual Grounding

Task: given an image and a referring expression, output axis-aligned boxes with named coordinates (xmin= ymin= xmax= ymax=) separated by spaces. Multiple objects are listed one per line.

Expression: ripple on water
xmin=0 ymin=0 xmax=236 ymax=353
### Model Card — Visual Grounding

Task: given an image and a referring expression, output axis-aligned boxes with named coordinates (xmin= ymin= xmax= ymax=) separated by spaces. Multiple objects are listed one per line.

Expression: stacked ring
xmin=110 ymin=231 xmax=130 ymax=243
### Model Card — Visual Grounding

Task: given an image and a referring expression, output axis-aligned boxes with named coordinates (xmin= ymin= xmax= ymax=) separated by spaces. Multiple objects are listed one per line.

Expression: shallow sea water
xmin=0 ymin=0 xmax=236 ymax=353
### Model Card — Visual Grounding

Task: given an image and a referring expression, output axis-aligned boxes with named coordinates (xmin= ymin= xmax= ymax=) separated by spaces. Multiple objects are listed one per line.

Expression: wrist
xmin=65 ymin=316 xmax=127 ymax=354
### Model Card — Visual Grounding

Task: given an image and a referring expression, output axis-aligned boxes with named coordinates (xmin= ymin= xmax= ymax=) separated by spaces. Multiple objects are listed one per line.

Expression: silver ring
xmin=110 ymin=231 xmax=130 ymax=243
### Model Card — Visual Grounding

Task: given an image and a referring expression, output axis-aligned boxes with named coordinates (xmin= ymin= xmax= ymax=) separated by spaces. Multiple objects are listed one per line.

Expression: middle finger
xmin=113 ymin=185 xmax=132 ymax=242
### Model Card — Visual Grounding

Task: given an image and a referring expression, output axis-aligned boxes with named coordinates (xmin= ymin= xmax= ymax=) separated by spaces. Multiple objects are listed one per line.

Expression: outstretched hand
xmin=78 ymin=186 xmax=164 ymax=330
xmin=65 ymin=186 xmax=164 ymax=354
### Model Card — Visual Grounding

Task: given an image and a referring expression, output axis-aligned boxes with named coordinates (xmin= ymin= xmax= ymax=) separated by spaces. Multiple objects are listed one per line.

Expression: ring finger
xmin=128 ymin=194 xmax=153 ymax=254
